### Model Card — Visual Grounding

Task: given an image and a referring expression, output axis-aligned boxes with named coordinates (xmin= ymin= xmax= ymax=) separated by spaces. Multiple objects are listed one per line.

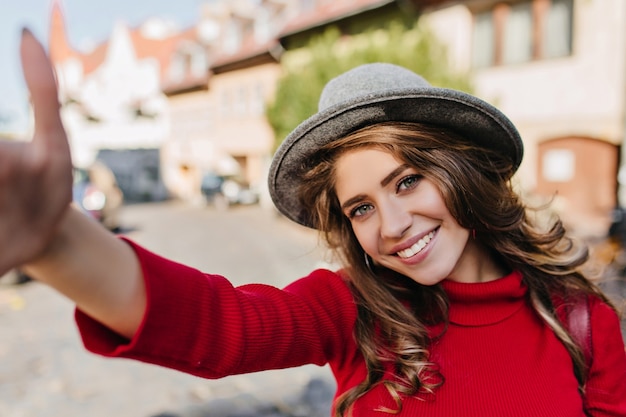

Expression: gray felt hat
xmin=268 ymin=63 xmax=523 ymax=228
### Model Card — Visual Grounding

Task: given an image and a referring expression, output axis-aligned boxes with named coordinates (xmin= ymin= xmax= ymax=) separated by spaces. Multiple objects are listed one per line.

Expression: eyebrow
xmin=381 ymin=164 xmax=410 ymax=187
xmin=339 ymin=164 xmax=411 ymax=212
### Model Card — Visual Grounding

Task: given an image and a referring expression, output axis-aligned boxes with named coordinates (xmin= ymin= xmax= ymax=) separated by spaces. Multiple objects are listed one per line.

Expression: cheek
xmin=352 ymin=223 xmax=378 ymax=254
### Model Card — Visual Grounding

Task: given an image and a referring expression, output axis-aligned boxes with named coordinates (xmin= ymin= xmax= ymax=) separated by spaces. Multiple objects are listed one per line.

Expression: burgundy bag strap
xmin=554 ymin=293 xmax=593 ymax=367
xmin=566 ymin=295 xmax=593 ymax=417
xmin=567 ymin=294 xmax=593 ymax=368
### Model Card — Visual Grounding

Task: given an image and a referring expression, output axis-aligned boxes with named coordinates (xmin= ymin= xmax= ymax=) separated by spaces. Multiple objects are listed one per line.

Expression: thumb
xmin=20 ymin=27 xmax=67 ymax=153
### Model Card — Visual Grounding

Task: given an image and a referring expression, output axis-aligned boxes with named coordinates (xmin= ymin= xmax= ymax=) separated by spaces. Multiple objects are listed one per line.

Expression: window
xmin=234 ymin=86 xmax=248 ymax=116
xmin=190 ymin=52 xmax=207 ymax=78
xmin=472 ymin=11 xmax=495 ymax=68
xmin=250 ymin=82 xmax=265 ymax=115
xmin=543 ymin=0 xmax=573 ymax=58
xmin=221 ymin=91 xmax=232 ymax=117
xmin=168 ymin=48 xmax=207 ymax=83
xmin=300 ymin=0 xmax=317 ymax=12
xmin=224 ymin=22 xmax=242 ymax=54
xmin=169 ymin=55 xmax=186 ymax=83
xmin=472 ymin=0 xmax=573 ymax=68
xmin=502 ymin=2 xmax=533 ymax=65
xmin=255 ymin=8 xmax=272 ymax=41
xmin=542 ymin=149 xmax=575 ymax=182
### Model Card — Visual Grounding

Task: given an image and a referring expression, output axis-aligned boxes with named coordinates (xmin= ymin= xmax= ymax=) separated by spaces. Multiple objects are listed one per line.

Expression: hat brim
xmin=268 ymin=87 xmax=523 ymax=228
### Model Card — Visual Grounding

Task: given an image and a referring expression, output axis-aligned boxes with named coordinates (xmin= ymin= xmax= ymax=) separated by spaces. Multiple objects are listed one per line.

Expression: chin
xmin=392 ymin=267 xmax=447 ymax=287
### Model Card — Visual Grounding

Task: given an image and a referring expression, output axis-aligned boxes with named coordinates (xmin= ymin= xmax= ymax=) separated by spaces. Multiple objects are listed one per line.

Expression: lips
xmin=396 ymin=230 xmax=436 ymax=259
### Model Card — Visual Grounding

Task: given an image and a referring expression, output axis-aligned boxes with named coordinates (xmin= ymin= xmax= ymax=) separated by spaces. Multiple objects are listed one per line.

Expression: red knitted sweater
xmin=76 ymin=241 xmax=626 ymax=416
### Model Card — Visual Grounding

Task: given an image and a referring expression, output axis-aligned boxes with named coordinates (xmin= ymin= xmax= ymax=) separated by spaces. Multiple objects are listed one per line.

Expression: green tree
xmin=267 ymin=20 xmax=473 ymax=151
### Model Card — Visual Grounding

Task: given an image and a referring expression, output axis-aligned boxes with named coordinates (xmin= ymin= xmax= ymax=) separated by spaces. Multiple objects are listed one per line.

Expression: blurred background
xmin=2 ymin=0 xmax=626 ymax=234
xmin=1 ymin=0 xmax=625 ymax=415
xmin=1 ymin=0 xmax=625 ymax=238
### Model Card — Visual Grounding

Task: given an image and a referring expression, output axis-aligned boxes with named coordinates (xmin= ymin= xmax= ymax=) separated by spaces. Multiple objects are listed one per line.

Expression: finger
xmin=20 ymin=28 xmax=66 ymax=151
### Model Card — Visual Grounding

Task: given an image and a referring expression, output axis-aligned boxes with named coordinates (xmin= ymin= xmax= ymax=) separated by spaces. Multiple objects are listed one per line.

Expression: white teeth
xmin=397 ymin=231 xmax=435 ymax=259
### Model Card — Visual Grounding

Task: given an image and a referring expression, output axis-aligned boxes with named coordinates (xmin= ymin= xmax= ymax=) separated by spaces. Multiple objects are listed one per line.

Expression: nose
xmin=378 ymin=198 xmax=411 ymax=239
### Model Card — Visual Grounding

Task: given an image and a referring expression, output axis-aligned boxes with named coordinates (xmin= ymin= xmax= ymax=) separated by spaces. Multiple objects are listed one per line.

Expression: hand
xmin=0 ymin=29 xmax=73 ymax=275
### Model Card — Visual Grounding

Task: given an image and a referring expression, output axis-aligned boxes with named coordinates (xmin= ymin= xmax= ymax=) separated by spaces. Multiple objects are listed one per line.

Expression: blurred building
xmin=421 ymin=0 xmax=625 ymax=238
xmin=49 ymin=0 xmax=187 ymax=201
xmin=47 ymin=0 xmax=626 ymax=238
xmin=162 ymin=0 xmax=299 ymax=205
xmin=278 ymin=0 xmax=625 ymax=238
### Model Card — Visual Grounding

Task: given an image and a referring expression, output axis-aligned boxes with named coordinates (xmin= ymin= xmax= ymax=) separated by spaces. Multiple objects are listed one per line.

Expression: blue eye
xmin=350 ymin=204 xmax=373 ymax=218
xmin=398 ymin=175 xmax=422 ymax=191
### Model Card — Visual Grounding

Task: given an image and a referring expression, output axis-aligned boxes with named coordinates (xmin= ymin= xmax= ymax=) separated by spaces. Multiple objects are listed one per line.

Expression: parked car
xmin=73 ymin=161 xmax=124 ymax=231
xmin=200 ymin=172 xmax=259 ymax=210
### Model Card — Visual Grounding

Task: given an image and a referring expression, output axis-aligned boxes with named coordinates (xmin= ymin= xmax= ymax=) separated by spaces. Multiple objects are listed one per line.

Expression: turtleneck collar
xmin=441 ymin=271 xmax=527 ymax=326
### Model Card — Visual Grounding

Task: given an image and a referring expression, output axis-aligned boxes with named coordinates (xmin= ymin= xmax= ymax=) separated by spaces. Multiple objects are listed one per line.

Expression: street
xmin=1 ymin=201 xmax=625 ymax=417
xmin=0 ymin=201 xmax=337 ymax=417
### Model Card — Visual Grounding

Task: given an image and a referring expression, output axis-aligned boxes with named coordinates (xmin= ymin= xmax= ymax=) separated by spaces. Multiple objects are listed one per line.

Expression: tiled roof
xmin=279 ymin=0 xmax=395 ymax=37
xmin=211 ymin=37 xmax=281 ymax=69
xmin=48 ymin=0 xmax=80 ymax=63
xmin=80 ymin=26 xmax=198 ymax=79
xmin=48 ymin=1 xmax=200 ymax=87
xmin=162 ymin=72 xmax=208 ymax=96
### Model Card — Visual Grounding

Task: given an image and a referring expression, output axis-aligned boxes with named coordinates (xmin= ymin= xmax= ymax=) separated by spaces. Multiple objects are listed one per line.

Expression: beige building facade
xmin=207 ymin=63 xmax=283 ymax=186
xmin=49 ymin=0 xmax=626 ymax=235
xmin=162 ymin=0 xmax=298 ymax=205
xmin=424 ymin=0 xmax=626 ymax=237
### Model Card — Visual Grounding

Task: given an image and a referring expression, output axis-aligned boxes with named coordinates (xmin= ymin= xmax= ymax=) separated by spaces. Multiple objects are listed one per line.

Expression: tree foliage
xmin=266 ymin=20 xmax=474 ymax=150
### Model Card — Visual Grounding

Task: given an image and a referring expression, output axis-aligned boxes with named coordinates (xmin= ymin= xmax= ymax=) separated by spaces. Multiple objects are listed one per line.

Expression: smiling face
xmin=335 ymin=147 xmax=504 ymax=284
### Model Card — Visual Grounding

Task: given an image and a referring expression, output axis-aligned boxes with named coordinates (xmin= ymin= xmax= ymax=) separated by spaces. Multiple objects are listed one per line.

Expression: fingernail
xmin=22 ymin=27 xmax=33 ymax=37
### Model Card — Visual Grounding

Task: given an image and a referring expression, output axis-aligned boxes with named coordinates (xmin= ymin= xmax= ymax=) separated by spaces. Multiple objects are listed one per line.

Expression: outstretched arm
xmin=4 ymin=29 xmax=146 ymax=339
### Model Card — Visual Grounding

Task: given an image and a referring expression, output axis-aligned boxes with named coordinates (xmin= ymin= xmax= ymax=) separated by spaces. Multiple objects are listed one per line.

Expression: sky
xmin=0 ymin=0 xmax=209 ymax=134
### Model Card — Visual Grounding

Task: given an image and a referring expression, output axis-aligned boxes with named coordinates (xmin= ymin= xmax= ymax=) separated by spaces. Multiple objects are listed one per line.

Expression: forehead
xmin=334 ymin=148 xmax=405 ymax=197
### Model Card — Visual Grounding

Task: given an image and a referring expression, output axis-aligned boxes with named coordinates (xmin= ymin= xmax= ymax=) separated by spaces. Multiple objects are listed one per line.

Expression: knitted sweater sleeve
xmin=74 ymin=239 xmax=357 ymax=379
xmin=585 ymin=296 xmax=626 ymax=416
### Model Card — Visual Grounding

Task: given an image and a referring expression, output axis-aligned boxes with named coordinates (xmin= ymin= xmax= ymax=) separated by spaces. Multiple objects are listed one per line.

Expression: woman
xmin=5 ymin=30 xmax=626 ymax=416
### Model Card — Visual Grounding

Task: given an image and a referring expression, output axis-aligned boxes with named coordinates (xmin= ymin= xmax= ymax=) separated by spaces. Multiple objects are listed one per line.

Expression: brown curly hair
xmin=297 ymin=122 xmax=612 ymax=416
